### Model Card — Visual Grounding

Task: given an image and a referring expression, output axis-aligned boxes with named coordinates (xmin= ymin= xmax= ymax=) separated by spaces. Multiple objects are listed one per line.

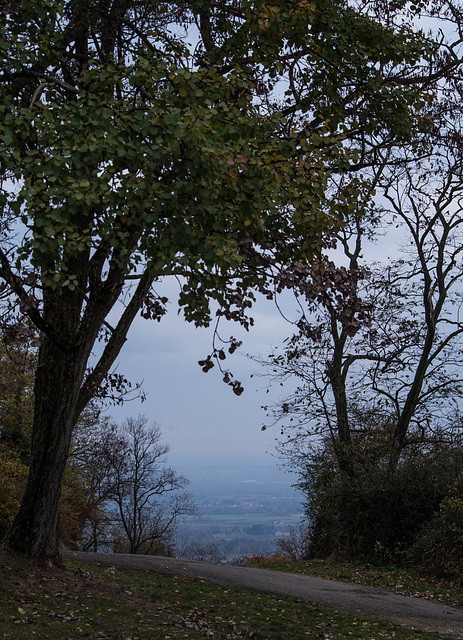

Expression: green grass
xmin=0 ymin=550 xmax=444 ymax=640
xmin=247 ymin=555 xmax=463 ymax=606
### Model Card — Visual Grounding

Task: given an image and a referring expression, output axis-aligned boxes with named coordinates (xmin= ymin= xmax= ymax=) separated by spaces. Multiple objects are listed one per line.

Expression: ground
xmin=1 ymin=548 xmax=462 ymax=639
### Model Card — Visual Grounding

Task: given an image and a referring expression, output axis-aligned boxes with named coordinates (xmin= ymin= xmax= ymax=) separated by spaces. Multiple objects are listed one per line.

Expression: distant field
xmin=170 ymin=454 xmax=303 ymax=557
xmin=195 ymin=513 xmax=301 ymax=524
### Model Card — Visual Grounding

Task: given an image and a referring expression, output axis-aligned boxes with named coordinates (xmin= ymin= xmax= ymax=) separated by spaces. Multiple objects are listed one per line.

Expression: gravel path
xmin=64 ymin=551 xmax=463 ymax=638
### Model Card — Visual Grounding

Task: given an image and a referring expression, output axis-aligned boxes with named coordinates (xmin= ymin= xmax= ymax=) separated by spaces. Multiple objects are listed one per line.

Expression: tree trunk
xmin=7 ymin=336 xmax=85 ymax=563
xmin=327 ymin=328 xmax=355 ymax=478
xmin=6 ymin=262 xmax=153 ymax=563
xmin=390 ymin=325 xmax=437 ymax=472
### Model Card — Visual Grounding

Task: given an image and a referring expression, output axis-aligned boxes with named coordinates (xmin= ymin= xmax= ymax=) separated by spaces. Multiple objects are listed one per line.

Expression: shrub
xmin=235 ymin=552 xmax=289 ymax=567
xmin=412 ymin=481 xmax=463 ymax=582
xmin=276 ymin=524 xmax=313 ymax=561
xmin=297 ymin=437 xmax=463 ymax=564
xmin=0 ymin=450 xmax=28 ymax=539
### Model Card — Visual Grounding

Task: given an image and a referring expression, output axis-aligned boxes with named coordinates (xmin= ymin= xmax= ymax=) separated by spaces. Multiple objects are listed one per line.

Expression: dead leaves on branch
xmin=198 ymin=337 xmax=244 ymax=395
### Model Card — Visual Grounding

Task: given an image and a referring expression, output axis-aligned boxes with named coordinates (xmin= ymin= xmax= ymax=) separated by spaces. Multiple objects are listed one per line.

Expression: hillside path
xmin=64 ymin=551 xmax=463 ymax=638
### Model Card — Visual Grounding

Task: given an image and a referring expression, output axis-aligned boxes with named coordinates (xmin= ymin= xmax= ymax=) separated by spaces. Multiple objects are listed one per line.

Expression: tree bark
xmin=326 ymin=308 xmax=355 ymax=478
xmin=7 ymin=337 xmax=85 ymax=563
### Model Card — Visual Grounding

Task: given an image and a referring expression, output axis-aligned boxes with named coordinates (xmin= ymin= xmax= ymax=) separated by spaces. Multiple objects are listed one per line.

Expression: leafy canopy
xmin=0 ymin=0 xmax=432 ymax=328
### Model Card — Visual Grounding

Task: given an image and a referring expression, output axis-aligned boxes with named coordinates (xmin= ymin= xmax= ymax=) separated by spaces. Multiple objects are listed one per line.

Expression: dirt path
xmin=64 ymin=551 xmax=463 ymax=638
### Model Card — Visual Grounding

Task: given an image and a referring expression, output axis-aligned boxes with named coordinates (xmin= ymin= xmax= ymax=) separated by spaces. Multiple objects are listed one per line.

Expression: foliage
xmin=175 ymin=537 xmax=226 ymax=563
xmin=68 ymin=416 xmax=121 ymax=552
xmin=296 ymin=434 xmax=463 ymax=563
xmin=59 ymin=462 xmax=92 ymax=550
xmin=0 ymin=0 xmax=442 ymax=560
xmin=256 ymin=1 xmax=463 ymax=566
xmin=0 ymin=447 xmax=28 ymax=539
xmin=260 ymin=174 xmax=463 ymax=561
xmin=275 ymin=523 xmax=314 ymax=562
xmin=237 ymin=551 xmax=290 ymax=567
xmin=0 ymin=395 xmax=110 ymax=548
xmin=0 ymin=322 xmax=36 ymax=462
xmin=0 ymin=325 xmax=34 ymax=538
xmin=263 ymin=144 xmax=463 ymax=473
xmin=413 ymin=482 xmax=463 ymax=582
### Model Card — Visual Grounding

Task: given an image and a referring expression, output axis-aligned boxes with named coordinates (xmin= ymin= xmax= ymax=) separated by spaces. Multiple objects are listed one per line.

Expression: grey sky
xmin=110 ymin=286 xmax=299 ymax=456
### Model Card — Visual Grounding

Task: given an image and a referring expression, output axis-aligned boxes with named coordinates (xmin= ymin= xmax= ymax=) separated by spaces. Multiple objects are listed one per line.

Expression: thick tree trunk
xmin=7 ymin=271 xmax=154 ymax=563
xmin=7 ymin=336 xmax=85 ymax=563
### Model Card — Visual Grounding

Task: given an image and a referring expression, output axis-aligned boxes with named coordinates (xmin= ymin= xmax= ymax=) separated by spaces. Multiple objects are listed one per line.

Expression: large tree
xmin=257 ymin=151 xmax=463 ymax=558
xmin=256 ymin=2 xmax=463 ymax=559
xmin=258 ymin=0 xmax=463 ymax=475
xmin=262 ymin=102 xmax=463 ymax=479
xmin=261 ymin=169 xmax=463 ymax=474
xmin=0 ymin=0 xmax=437 ymax=562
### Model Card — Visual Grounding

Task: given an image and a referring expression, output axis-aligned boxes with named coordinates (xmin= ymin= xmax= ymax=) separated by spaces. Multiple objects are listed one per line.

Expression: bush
xmin=412 ymin=481 xmax=463 ymax=582
xmin=0 ymin=449 xmax=28 ymax=539
xmin=297 ymin=437 xmax=463 ymax=564
xmin=244 ymin=552 xmax=290 ymax=567
xmin=276 ymin=524 xmax=313 ymax=561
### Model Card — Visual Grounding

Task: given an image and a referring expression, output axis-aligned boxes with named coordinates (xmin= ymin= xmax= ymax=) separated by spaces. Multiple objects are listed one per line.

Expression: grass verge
xmin=246 ymin=555 xmax=463 ymax=607
xmin=0 ymin=549 xmax=444 ymax=640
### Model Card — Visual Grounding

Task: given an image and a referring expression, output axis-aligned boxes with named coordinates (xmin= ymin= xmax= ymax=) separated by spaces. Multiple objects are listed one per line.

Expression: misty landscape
xmin=171 ymin=454 xmax=302 ymax=560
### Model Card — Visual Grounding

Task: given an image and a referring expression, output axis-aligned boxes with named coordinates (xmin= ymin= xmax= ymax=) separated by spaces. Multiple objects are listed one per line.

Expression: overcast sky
xmin=107 ymin=283 xmax=300 ymax=457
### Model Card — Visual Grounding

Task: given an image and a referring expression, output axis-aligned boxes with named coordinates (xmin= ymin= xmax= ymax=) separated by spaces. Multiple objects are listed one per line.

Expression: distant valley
xmin=170 ymin=453 xmax=303 ymax=561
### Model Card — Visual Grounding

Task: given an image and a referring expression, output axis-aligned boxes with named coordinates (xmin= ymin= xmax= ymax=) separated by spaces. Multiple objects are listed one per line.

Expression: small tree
xmin=79 ymin=416 xmax=196 ymax=555
xmin=69 ymin=417 xmax=122 ymax=552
